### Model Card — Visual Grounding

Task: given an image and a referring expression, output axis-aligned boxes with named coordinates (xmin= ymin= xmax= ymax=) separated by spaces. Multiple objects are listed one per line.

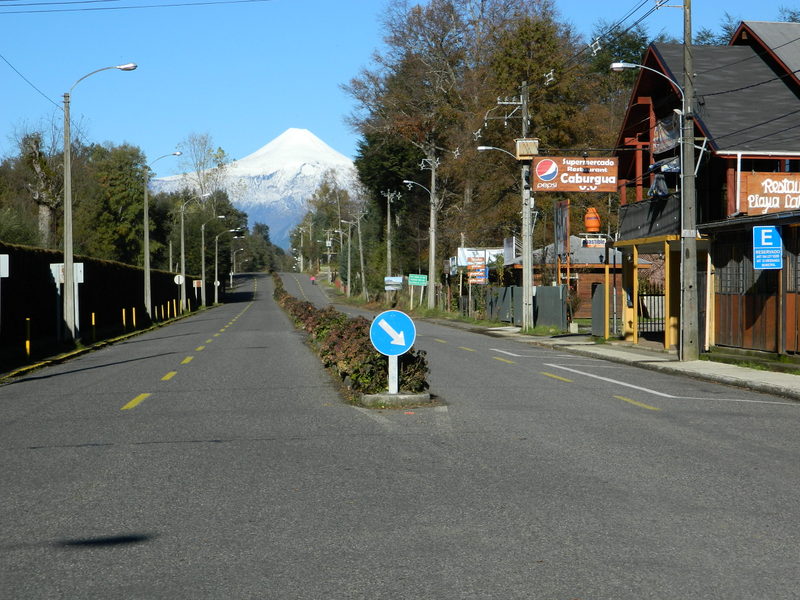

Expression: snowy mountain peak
xmin=152 ymin=128 xmax=358 ymax=249
xmin=230 ymin=128 xmax=353 ymax=177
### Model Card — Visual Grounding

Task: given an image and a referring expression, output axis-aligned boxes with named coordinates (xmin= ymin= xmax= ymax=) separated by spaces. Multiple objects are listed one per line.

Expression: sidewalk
xmin=474 ymin=325 xmax=800 ymax=402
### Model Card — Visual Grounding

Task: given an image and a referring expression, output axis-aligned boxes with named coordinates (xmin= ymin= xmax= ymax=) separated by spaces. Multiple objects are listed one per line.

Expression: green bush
xmin=273 ymin=273 xmax=429 ymax=395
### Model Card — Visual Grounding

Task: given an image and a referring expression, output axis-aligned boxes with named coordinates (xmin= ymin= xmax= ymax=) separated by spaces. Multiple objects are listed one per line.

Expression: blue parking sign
xmin=753 ymin=226 xmax=782 ymax=270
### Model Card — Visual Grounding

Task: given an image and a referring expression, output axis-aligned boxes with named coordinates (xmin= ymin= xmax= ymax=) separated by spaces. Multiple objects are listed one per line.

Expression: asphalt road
xmin=2 ymin=272 xmax=799 ymax=599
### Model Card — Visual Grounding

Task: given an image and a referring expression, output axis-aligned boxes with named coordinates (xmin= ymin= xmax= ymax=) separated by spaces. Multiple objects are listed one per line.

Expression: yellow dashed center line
xmin=206 ymin=339 xmax=213 ymax=344
xmin=181 ymin=356 xmax=194 ymax=365
xmin=162 ymin=371 xmax=177 ymax=381
xmin=196 ymin=346 xmax=206 ymax=352
xmin=434 ymin=339 xmax=448 ymax=344
xmin=614 ymin=395 xmax=661 ymax=411
xmin=213 ymin=333 xmax=221 ymax=337
xmin=541 ymin=372 xmax=572 ymax=382
xmin=494 ymin=357 xmax=515 ymax=364
xmin=459 ymin=346 xmax=476 ymax=352
xmin=121 ymin=393 xmax=151 ymax=410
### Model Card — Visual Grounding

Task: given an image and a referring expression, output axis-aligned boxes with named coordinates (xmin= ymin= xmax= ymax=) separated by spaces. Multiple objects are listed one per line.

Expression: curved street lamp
xmin=477 ymin=145 xmax=534 ymax=332
xmin=62 ymin=62 xmax=137 ymax=340
xmin=144 ymin=151 xmax=181 ymax=319
xmin=179 ymin=192 xmax=211 ymax=312
xmin=610 ymin=60 xmax=698 ymax=361
xmin=215 ymin=229 xmax=242 ymax=304
xmin=403 ymin=176 xmax=438 ymax=309
xmin=201 ymin=214 xmax=226 ymax=306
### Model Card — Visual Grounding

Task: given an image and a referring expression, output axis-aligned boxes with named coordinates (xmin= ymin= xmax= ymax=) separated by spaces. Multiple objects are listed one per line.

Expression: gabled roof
xmin=654 ymin=41 xmax=800 ymax=154
xmin=731 ymin=21 xmax=800 ymax=87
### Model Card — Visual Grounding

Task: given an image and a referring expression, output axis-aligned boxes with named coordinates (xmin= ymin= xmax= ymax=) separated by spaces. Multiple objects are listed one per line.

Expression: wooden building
xmin=613 ymin=20 xmax=800 ymax=353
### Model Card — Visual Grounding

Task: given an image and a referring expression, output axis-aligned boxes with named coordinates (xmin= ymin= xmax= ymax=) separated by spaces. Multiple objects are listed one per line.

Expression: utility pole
xmin=425 ymin=153 xmax=439 ymax=310
xmin=478 ymin=82 xmax=535 ymax=330
xmin=382 ymin=190 xmax=399 ymax=278
xmin=520 ymin=81 xmax=534 ymax=332
xmin=680 ymin=0 xmax=699 ymax=360
xmin=356 ymin=210 xmax=367 ymax=301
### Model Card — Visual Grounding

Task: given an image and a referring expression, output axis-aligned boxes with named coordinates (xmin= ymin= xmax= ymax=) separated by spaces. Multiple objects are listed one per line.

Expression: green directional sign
xmin=408 ymin=274 xmax=428 ymax=286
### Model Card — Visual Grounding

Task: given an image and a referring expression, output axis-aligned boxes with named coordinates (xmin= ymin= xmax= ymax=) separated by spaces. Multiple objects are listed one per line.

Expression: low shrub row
xmin=273 ymin=273 xmax=429 ymax=396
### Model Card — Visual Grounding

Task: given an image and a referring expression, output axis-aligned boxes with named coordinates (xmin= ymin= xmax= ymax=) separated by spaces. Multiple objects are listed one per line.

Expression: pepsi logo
xmin=536 ymin=159 xmax=558 ymax=181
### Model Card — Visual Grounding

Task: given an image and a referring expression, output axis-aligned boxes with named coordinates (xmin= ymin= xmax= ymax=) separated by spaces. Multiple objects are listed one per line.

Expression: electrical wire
xmin=0 ymin=51 xmax=60 ymax=108
xmin=0 ymin=0 xmax=273 ymax=13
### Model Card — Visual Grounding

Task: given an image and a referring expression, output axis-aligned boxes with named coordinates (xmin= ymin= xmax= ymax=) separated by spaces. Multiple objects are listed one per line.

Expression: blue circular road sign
xmin=369 ymin=310 xmax=417 ymax=356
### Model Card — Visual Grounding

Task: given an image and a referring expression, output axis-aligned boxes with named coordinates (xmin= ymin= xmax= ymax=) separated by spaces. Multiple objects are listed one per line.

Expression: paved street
xmin=2 ymin=273 xmax=799 ymax=599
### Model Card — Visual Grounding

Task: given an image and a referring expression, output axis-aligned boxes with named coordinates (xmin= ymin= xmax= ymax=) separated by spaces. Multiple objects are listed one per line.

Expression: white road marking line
xmin=543 ymin=363 xmax=798 ymax=406
xmin=351 ymin=406 xmax=401 ymax=431
xmin=434 ymin=405 xmax=453 ymax=432
xmin=491 ymin=349 xmax=572 ymax=358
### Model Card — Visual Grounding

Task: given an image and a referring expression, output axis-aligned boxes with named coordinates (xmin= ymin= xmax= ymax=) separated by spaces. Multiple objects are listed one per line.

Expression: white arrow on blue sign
xmin=370 ymin=310 xmax=416 ymax=356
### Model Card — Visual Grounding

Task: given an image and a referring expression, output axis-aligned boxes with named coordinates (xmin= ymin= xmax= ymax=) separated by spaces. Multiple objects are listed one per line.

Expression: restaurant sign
xmin=532 ymin=156 xmax=618 ymax=193
xmin=742 ymin=172 xmax=800 ymax=215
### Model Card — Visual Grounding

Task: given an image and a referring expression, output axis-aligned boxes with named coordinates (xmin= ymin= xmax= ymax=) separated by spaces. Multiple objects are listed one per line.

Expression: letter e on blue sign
xmin=752 ymin=226 xmax=783 ymax=270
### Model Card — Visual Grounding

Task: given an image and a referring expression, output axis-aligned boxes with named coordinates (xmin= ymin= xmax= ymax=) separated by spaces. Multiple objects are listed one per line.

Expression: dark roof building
xmin=612 ymin=20 xmax=800 ymax=354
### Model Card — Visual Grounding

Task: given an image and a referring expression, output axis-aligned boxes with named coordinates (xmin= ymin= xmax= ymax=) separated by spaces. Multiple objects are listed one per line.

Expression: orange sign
xmin=741 ymin=172 xmax=800 ymax=215
xmin=532 ymin=157 xmax=618 ymax=192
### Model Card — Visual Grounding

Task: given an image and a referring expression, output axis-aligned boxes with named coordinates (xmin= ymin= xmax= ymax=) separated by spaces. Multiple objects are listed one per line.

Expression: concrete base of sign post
xmin=360 ymin=391 xmax=433 ymax=407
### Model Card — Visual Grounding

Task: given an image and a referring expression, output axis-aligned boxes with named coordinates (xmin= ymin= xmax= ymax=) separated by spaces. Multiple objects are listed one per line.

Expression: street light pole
xmin=144 ymin=151 xmax=181 ymax=319
xmin=342 ymin=220 xmax=354 ymax=297
xmin=214 ymin=229 xmax=237 ymax=304
xmin=681 ymin=0 xmax=699 ymax=360
xmin=179 ymin=192 xmax=210 ymax=312
xmin=403 ymin=177 xmax=437 ymax=309
xmin=62 ymin=62 xmax=136 ymax=340
xmin=201 ymin=215 xmax=225 ymax=307
xmin=610 ymin=40 xmax=699 ymax=360
xmin=382 ymin=191 xmax=399 ymax=278
xmin=477 ymin=140 xmax=534 ymax=331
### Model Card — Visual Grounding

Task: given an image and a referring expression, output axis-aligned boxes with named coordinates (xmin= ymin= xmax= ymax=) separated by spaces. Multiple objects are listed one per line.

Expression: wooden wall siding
xmin=787 ymin=294 xmax=799 ymax=353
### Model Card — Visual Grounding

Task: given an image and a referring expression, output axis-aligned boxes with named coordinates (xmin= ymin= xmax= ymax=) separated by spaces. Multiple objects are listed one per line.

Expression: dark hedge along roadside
xmin=272 ymin=273 xmax=429 ymax=396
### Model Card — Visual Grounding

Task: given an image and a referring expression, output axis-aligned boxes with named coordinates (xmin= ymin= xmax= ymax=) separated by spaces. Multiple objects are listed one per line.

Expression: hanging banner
xmin=532 ymin=157 xmax=618 ymax=192
xmin=741 ymin=172 xmax=800 ymax=215
xmin=652 ymin=114 xmax=680 ymax=154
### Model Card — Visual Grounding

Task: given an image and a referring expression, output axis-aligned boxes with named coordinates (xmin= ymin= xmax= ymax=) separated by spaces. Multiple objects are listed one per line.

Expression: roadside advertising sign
xmin=384 ymin=276 xmax=403 ymax=291
xmin=467 ymin=256 xmax=487 ymax=284
xmin=741 ymin=172 xmax=800 ymax=215
xmin=532 ymin=156 xmax=618 ymax=192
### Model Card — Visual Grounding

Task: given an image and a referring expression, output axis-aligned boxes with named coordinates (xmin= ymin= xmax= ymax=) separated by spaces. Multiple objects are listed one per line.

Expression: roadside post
xmin=369 ymin=310 xmax=416 ymax=394
xmin=0 ymin=254 xmax=8 ymax=336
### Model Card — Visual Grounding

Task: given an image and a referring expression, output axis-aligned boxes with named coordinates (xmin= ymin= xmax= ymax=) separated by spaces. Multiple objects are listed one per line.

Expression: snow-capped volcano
xmin=153 ymin=128 xmax=357 ymax=249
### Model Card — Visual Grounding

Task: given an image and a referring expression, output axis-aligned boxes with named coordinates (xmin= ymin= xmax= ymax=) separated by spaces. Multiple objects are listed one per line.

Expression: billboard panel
xmin=532 ymin=156 xmax=618 ymax=192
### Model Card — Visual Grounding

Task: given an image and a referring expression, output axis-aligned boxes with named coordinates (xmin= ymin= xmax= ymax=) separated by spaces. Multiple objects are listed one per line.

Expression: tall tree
xmin=177 ymin=132 xmax=231 ymax=213
xmin=73 ymin=143 xmax=147 ymax=263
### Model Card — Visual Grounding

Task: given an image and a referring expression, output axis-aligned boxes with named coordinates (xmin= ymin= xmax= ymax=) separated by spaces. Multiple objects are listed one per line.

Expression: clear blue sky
xmin=0 ymin=0 xmax=791 ymax=177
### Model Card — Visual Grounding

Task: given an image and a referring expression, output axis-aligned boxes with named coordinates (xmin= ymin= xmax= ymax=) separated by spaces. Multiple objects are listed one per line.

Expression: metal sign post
xmin=369 ymin=310 xmax=417 ymax=394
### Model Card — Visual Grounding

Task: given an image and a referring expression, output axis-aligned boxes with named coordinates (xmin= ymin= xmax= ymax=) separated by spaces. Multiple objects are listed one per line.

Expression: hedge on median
xmin=272 ymin=273 xmax=429 ymax=395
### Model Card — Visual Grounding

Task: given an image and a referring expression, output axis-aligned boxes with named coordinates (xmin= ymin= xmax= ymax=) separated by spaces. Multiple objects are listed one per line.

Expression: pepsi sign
xmin=535 ymin=159 xmax=559 ymax=182
xmin=532 ymin=156 xmax=618 ymax=192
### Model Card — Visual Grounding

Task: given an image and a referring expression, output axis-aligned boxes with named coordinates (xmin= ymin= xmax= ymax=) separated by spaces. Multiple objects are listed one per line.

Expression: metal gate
xmin=638 ymin=284 xmax=665 ymax=334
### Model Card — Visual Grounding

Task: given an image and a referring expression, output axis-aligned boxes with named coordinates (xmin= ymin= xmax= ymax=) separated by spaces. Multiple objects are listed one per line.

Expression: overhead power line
xmin=0 ymin=0 xmax=273 ymax=14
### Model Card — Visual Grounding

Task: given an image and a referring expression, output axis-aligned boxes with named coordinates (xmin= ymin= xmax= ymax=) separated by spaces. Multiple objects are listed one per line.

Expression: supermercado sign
xmin=741 ymin=172 xmax=800 ymax=215
xmin=532 ymin=156 xmax=618 ymax=192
